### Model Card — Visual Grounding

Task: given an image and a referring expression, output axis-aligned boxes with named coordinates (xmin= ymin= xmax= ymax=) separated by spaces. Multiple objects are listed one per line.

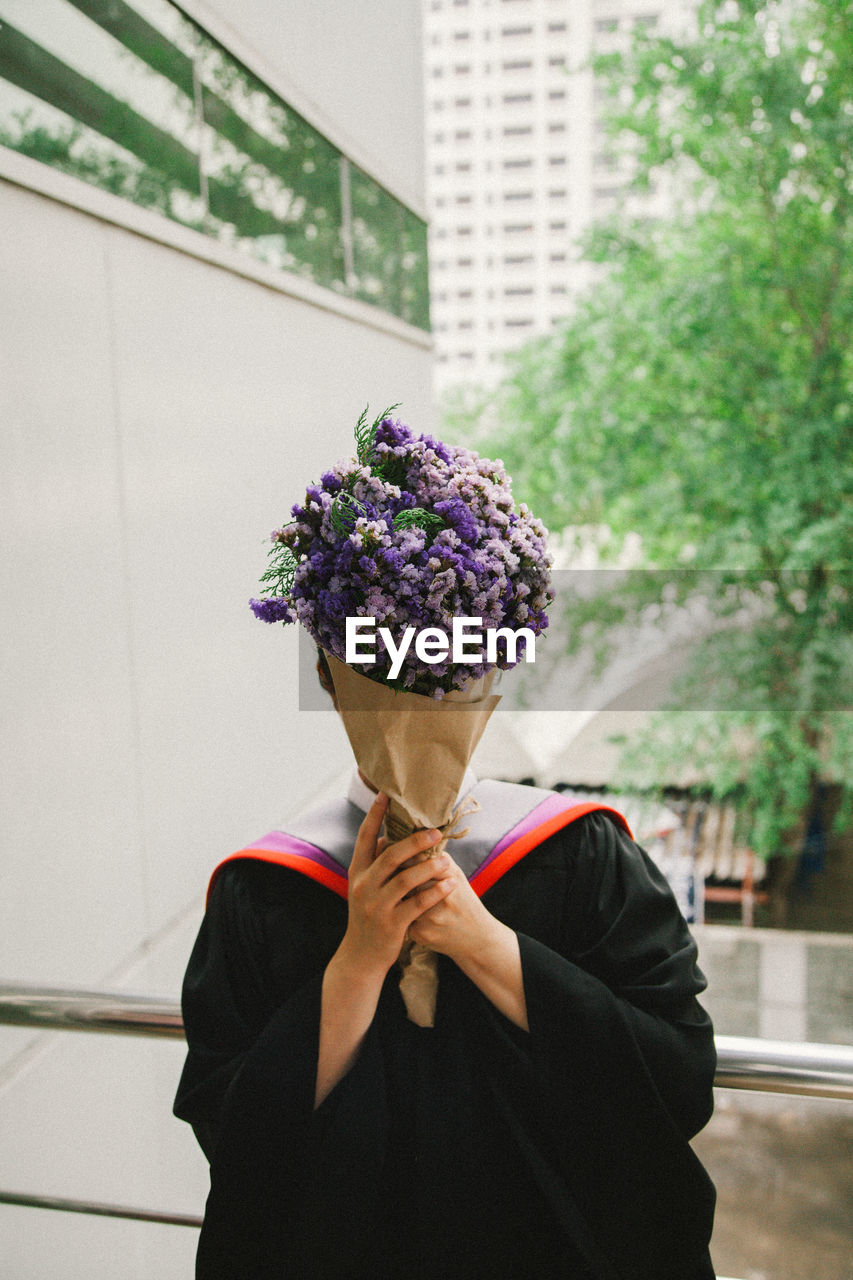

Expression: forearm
xmin=454 ymin=919 xmax=529 ymax=1032
xmin=314 ymin=942 xmax=386 ymax=1108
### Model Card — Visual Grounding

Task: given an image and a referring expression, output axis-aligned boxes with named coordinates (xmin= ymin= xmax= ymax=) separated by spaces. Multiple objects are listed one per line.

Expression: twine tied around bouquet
xmin=395 ymin=794 xmax=480 ymax=1028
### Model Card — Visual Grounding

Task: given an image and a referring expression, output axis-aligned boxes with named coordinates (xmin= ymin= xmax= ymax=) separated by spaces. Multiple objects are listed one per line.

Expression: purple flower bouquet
xmin=251 ymin=408 xmax=553 ymax=1024
xmin=250 ymin=407 xmax=552 ymax=697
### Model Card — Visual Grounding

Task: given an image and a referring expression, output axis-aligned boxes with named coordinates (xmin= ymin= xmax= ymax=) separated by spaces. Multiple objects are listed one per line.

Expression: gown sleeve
xmin=509 ymin=812 xmax=717 ymax=1279
xmin=173 ymin=864 xmax=390 ymax=1279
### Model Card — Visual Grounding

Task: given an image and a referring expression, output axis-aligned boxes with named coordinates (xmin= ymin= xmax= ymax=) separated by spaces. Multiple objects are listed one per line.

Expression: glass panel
xmin=186 ymin=21 xmax=345 ymax=289
xmin=400 ymin=205 xmax=431 ymax=330
xmin=0 ymin=0 xmax=205 ymax=223
xmin=0 ymin=0 xmax=429 ymax=327
xmin=349 ymin=164 xmax=404 ymax=313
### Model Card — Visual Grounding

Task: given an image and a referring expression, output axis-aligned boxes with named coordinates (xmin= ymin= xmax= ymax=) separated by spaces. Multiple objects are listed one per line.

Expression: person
xmin=174 ymin=658 xmax=717 ymax=1280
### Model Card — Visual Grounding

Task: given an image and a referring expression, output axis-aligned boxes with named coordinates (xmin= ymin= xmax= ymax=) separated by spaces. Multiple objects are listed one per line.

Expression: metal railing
xmin=2 ymin=981 xmax=852 ymax=1237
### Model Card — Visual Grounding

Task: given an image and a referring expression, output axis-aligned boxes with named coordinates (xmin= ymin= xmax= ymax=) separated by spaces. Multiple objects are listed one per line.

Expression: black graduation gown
xmin=174 ymin=811 xmax=716 ymax=1280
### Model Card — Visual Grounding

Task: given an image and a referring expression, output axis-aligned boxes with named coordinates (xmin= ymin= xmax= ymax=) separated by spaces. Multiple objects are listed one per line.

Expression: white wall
xmin=0 ymin=175 xmax=432 ymax=994
xmin=0 ymin=4 xmax=431 ymax=1260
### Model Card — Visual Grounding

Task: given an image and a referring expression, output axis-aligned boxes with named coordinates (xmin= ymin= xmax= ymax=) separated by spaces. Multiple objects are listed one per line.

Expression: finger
xmin=391 ymin=849 xmax=450 ymax=901
xmin=375 ymin=827 xmax=443 ymax=881
xmin=402 ymin=875 xmax=456 ymax=924
xmin=351 ymin=792 xmax=389 ymax=875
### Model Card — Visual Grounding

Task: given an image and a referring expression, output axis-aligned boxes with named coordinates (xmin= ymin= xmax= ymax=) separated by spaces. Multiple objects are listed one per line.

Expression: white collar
xmin=346 ymin=765 xmax=479 ymax=816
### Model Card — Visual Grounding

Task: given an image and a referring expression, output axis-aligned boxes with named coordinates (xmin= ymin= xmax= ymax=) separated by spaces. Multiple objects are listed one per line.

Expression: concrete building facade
xmin=0 ymin=2 xmax=430 ymax=1273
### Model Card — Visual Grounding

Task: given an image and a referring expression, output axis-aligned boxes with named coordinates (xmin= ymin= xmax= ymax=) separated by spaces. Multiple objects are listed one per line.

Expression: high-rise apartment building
xmin=423 ymin=0 xmax=694 ymax=391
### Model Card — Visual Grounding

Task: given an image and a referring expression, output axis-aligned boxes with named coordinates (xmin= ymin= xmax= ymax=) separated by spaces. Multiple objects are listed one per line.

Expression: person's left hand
xmin=406 ymin=853 xmax=501 ymax=964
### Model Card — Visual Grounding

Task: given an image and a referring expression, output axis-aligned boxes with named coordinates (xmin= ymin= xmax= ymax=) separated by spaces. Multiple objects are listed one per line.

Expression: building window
xmin=0 ymin=0 xmax=429 ymax=330
xmin=503 ymin=59 xmax=533 ymax=71
xmin=455 ymin=97 xmax=472 ymax=108
xmin=548 ymin=122 xmax=567 ymax=133
xmin=547 ymin=22 xmax=568 ymax=33
xmin=548 ymin=89 xmax=567 ymax=101
xmin=502 ymin=25 xmax=534 ymax=37
xmin=503 ymin=158 xmax=533 ymax=168
xmin=503 ymin=222 xmax=534 ymax=233
xmin=455 ymin=129 xmax=473 ymax=140
xmin=503 ymin=93 xmax=534 ymax=104
xmin=504 ymin=286 xmax=534 ymax=295
xmin=549 ymin=189 xmax=568 ymax=199
xmin=456 ymin=161 xmax=472 ymax=172
xmin=504 ymin=124 xmax=533 ymax=136
xmin=595 ymin=18 xmax=619 ymax=33
xmin=505 ymin=318 xmax=534 ymax=327
xmin=549 ymin=156 xmax=567 ymax=166
xmin=504 ymin=190 xmax=533 ymax=200
xmin=504 ymin=253 xmax=533 ymax=264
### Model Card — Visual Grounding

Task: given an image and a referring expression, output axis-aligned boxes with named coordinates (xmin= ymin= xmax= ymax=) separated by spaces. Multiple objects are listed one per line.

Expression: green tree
xmin=449 ymin=0 xmax=853 ymax=895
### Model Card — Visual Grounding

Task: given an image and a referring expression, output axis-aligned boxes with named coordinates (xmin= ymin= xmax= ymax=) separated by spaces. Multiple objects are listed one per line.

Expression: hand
xmin=406 ymin=854 xmax=501 ymax=965
xmin=408 ymin=853 xmax=530 ymax=1031
xmin=340 ymin=792 xmax=458 ymax=979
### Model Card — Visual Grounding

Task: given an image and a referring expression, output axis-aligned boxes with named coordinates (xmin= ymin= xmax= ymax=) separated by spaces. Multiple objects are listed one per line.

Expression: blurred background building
xmin=424 ymin=0 xmax=695 ymax=392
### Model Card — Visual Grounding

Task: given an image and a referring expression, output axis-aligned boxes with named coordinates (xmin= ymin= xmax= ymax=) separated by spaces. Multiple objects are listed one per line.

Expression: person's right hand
xmin=340 ymin=791 xmax=457 ymax=978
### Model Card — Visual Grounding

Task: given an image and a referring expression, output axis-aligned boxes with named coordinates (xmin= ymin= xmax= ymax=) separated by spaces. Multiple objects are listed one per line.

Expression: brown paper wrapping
xmin=325 ymin=652 xmax=500 ymax=1025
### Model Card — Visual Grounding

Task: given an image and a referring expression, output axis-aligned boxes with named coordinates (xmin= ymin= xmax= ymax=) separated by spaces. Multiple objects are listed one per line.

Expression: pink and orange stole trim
xmin=468 ymin=795 xmax=631 ymax=897
xmin=206 ymin=793 xmax=631 ymax=907
xmin=207 ymin=831 xmax=349 ymax=905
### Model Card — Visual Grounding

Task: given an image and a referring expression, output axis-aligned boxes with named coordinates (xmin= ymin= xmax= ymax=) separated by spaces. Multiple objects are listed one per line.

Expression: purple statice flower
xmin=250 ymin=408 xmax=553 ymax=695
xmin=249 ymin=596 xmax=296 ymax=624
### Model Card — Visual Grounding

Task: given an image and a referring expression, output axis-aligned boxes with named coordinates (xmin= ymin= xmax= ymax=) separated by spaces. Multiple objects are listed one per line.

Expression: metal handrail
xmin=0 ymin=982 xmax=850 ymax=1255
xmin=2 ymin=981 xmax=853 ymax=1099
xmin=0 ymin=984 xmax=185 ymax=1039
xmin=0 ymin=1188 xmax=201 ymax=1228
